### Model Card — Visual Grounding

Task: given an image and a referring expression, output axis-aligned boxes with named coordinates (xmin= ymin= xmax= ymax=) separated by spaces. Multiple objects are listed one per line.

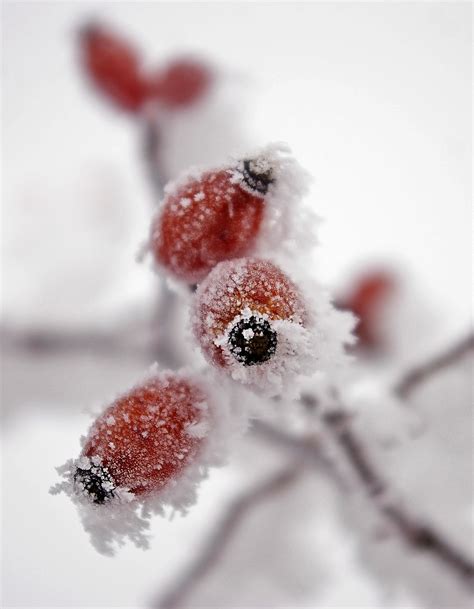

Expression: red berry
xmin=192 ymin=258 xmax=307 ymax=370
xmin=338 ymin=271 xmax=395 ymax=350
xmin=150 ymin=154 xmax=275 ymax=284
xmin=150 ymin=58 xmax=212 ymax=108
xmin=80 ymin=23 xmax=149 ymax=113
xmin=75 ymin=372 xmax=211 ymax=503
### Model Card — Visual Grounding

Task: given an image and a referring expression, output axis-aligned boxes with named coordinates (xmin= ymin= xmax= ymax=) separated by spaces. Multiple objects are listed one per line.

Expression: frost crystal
xmin=74 ymin=456 xmax=116 ymax=504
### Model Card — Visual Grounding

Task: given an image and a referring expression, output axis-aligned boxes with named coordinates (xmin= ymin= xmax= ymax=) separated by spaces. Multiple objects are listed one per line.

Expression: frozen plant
xmin=50 ymin=137 xmax=474 ymax=609
xmin=52 ymin=142 xmax=355 ymax=552
xmin=21 ymin=20 xmax=471 ymax=608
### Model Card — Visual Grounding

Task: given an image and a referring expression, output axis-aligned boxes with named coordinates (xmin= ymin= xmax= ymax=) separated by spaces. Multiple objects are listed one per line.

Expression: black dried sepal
xmin=228 ymin=316 xmax=278 ymax=366
xmin=240 ymin=159 xmax=274 ymax=195
xmin=74 ymin=463 xmax=116 ymax=505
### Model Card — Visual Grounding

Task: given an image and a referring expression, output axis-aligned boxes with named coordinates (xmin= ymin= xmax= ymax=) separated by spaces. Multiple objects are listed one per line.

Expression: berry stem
xmin=142 ymin=109 xmax=167 ymax=201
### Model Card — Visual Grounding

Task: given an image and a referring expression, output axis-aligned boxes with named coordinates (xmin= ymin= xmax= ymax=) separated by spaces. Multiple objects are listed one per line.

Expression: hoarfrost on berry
xmin=192 ymin=257 xmax=354 ymax=397
xmin=50 ymin=367 xmax=248 ymax=554
xmin=149 ymin=143 xmax=317 ymax=284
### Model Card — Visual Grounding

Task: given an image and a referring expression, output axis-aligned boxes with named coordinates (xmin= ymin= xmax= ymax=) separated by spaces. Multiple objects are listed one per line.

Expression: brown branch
xmin=0 ymin=326 xmax=150 ymax=359
xmin=155 ymin=413 xmax=474 ymax=606
xmin=252 ymin=419 xmax=349 ymax=492
xmin=257 ymin=413 xmax=474 ymax=587
xmin=322 ymin=407 xmax=474 ymax=587
xmin=153 ymin=464 xmax=303 ymax=609
xmin=394 ymin=331 xmax=474 ymax=399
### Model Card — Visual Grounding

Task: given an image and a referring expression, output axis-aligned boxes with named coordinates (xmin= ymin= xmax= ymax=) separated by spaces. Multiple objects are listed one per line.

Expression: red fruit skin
xmin=80 ymin=24 xmax=149 ymax=113
xmin=340 ymin=271 xmax=395 ymax=350
xmin=151 ymin=58 xmax=212 ymax=108
xmin=151 ymin=170 xmax=265 ymax=284
xmin=193 ymin=258 xmax=306 ymax=368
xmin=81 ymin=374 xmax=209 ymax=497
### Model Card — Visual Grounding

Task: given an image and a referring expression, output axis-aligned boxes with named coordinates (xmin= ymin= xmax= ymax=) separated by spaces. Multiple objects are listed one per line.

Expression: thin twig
xmin=159 ymin=414 xmax=474 ymax=607
xmin=394 ymin=331 xmax=474 ymax=399
xmin=252 ymin=419 xmax=349 ymax=492
xmin=255 ymin=416 xmax=474 ymax=586
xmin=153 ymin=464 xmax=303 ymax=609
xmin=0 ymin=326 xmax=150 ymax=359
xmin=322 ymin=407 xmax=474 ymax=586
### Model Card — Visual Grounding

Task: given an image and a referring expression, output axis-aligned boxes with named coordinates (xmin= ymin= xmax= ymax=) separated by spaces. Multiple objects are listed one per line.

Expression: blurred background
xmin=1 ymin=2 xmax=472 ymax=608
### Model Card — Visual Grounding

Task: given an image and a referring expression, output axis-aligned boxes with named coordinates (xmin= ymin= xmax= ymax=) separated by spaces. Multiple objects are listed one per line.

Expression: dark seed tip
xmin=74 ymin=463 xmax=116 ymax=505
xmin=241 ymin=159 xmax=274 ymax=195
xmin=228 ymin=315 xmax=277 ymax=366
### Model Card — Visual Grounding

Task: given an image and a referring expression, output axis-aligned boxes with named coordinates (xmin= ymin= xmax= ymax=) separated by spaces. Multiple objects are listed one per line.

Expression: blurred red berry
xmin=151 ymin=58 xmax=212 ymax=108
xmin=193 ymin=258 xmax=307 ymax=368
xmin=80 ymin=23 xmax=149 ymax=113
xmin=339 ymin=271 xmax=395 ymax=350
xmin=75 ymin=372 xmax=210 ymax=503
xmin=151 ymin=154 xmax=275 ymax=284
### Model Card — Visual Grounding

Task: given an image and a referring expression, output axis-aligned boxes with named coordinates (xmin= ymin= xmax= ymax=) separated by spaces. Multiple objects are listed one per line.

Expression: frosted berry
xmin=150 ymin=154 xmax=276 ymax=283
xmin=337 ymin=270 xmax=395 ymax=350
xmin=80 ymin=23 xmax=149 ymax=113
xmin=75 ymin=372 xmax=211 ymax=503
xmin=151 ymin=58 xmax=212 ymax=108
xmin=192 ymin=257 xmax=307 ymax=370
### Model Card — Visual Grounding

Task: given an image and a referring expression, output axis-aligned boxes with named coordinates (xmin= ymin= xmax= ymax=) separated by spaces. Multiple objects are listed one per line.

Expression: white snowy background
xmin=2 ymin=2 xmax=472 ymax=608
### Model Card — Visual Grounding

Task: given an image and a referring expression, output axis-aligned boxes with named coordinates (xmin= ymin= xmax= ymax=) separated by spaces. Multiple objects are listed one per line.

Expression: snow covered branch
xmin=394 ymin=330 xmax=474 ymax=399
xmin=0 ymin=325 xmax=149 ymax=359
xmin=322 ymin=405 xmax=474 ymax=587
xmin=252 ymin=419 xmax=349 ymax=491
xmin=154 ymin=464 xmax=303 ymax=609
xmin=156 ymin=397 xmax=473 ymax=609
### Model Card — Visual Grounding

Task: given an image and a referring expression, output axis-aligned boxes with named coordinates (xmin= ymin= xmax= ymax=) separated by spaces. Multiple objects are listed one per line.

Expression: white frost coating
xmin=50 ymin=463 xmax=148 ymax=555
xmin=50 ymin=365 xmax=248 ymax=556
xmin=185 ymin=419 xmax=210 ymax=438
xmin=228 ymin=142 xmax=320 ymax=258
